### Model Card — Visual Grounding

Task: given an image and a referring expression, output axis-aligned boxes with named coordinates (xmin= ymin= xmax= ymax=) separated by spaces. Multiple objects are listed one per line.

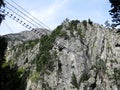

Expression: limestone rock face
xmin=5 ymin=21 xmax=120 ymax=90
xmin=4 ymin=28 xmax=50 ymax=47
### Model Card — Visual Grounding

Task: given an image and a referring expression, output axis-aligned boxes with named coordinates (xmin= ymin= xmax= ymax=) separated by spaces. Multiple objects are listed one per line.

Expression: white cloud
xmin=31 ymin=0 xmax=68 ymax=18
xmin=42 ymin=0 xmax=68 ymax=18
xmin=29 ymin=0 xmax=69 ymax=29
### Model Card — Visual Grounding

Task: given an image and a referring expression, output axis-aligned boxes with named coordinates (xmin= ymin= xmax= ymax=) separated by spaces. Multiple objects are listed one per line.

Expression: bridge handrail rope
xmin=5 ymin=6 xmax=38 ymax=28
xmin=1 ymin=6 xmax=34 ymax=30
xmin=3 ymin=20 xmax=14 ymax=33
xmin=10 ymin=0 xmax=51 ymax=30
xmin=5 ymin=0 xmax=45 ymax=29
xmin=5 ymin=10 xmax=33 ymax=30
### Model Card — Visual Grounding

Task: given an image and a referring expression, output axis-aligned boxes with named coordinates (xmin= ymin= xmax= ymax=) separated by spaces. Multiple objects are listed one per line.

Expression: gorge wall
xmin=5 ymin=20 xmax=120 ymax=90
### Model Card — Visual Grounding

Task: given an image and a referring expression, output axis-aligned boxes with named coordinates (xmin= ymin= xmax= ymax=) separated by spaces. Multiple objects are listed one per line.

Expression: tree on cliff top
xmin=0 ymin=0 xmax=5 ymax=25
xmin=0 ymin=0 xmax=4 ymax=7
xmin=109 ymin=0 xmax=120 ymax=27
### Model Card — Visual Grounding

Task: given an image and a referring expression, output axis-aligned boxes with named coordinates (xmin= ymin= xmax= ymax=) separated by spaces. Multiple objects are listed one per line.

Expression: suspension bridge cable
xmin=5 ymin=6 xmax=38 ymax=28
xmin=5 ymin=0 xmax=45 ymax=29
xmin=3 ymin=18 xmax=74 ymax=53
xmin=3 ymin=20 xmax=14 ymax=33
xmin=4 ymin=10 xmax=33 ymax=30
xmin=10 ymin=0 xmax=51 ymax=30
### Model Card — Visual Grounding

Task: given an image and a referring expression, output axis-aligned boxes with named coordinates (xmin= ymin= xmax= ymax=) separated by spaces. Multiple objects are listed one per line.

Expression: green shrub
xmin=82 ymin=20 xmax=87 ymax=28
xmin=96 ymin=59 xmax=106 ymax=73
xmin=70 ymin=20 xmax=80 ymax=30
xmin=77 ymin=28 xmax=85 ymax=39
xmin=113 ymin=68 xmax=120 ymax=79
xmin=17 ymin=67 xmax=25 ymax=78
xmin=110 ymin=59 xmax=118 ymax=64
xmin=2 ymin=61 xmax=9 ymax=68
xmin=91 ymin=59 xmax=106 ymax=73
xmin=30 ymin=72 xmax=40 ymax=82
xmin=71 ymin=72 xmax=81 ymax=90
xmin=10 ymin=39 xmax=40 ymax=60
xmin=109 ymin=68 xmax=120 ymax=90
xmin=80 ymin=71 xmax=90 ymax=82
xmin=36 ymin=24 xmax=64 ymax=72
xmin=88 ymin=19 xmax=93 ymax=25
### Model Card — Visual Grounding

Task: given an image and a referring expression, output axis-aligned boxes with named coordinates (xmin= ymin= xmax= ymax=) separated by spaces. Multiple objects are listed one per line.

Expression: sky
xmin=0 ymin=0 xmax=112 ymax=35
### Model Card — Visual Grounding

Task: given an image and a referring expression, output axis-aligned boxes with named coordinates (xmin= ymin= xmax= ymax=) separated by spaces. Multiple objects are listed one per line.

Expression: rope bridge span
xmin=0 ymin=0 xmax=51 ymax=33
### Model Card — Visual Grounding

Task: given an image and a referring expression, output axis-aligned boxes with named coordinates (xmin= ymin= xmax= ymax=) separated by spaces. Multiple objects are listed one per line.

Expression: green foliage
xmin=0 ymin=0 xmax=5 ymax=24
xmin=36 ymin=24 xmax=65 ymax=72
xmin=110 ymin=59 xmax=118 ymax=64
xmin=109 ymin=0 xmax=120 ymax=27
xmin=91 ymin=59 xmax=106 ymax=73
xmin=63 ymin=87 xmax=66 ymax=90
xmin=1 ymin=63 xmax=26 ymax=90
xmin=11 ymin=39 xmax=40 ymax=59
xmin=60 ymin=31 xmax=69 ymax=40
xmin=69 ymin=20 xmax=80 ymax=30
xmin=71 ymin=72 xmax=79 ymax=89
xmin=30 ymin=72 xmax=40 ymax=82
xmin=36 ymin=35 xmax=53 ymax=72
xmin=97 ymin=59 xmax=106 ymax=73
xmin=51 ymin=24 xmax=66 ymax=39
xmin=109 ymin=68 xmax=120 ymax=80
xmin=55 ymin=19 xmax=87 ymax=40
xmin=71 ymin=72 xmax=81 ymax=90
xmin=82 ymin=20 xmax=87 ymax=27
xmin=17 ymin=67 xmax=25 ymax=77
xmin=12 ymin=39 xmax=40 ymax=51
xmin=2 ymin=59 xmax=15 ymax=69
xmin=88 ymin=19 xmax=93 ymax=25
xmin=80 ymin=71 xmax=90 ymax=82
xmin=58 ymin=60 xmax=62 ymax=72
xmin=68 ymin=19 xmax=88 ymax=40
xmin=0 ymin=36 xmax=7 ymax=57
xmin=109 ymin=68 xmax=120 ymax=90
xmin=0 ymin=36 xmax=28 ymax=90
xmin=0 ymin=0 xmax=5 ymax=7
xmin=69 ymin=20 xmax=80 ymax=36
xmin=40 ymin=35 xmax=53 ymax=51
xmin=2 ymin=61 xmax=9 ymax=68
xmin=77 ymin=28 xmax=85 ymax=39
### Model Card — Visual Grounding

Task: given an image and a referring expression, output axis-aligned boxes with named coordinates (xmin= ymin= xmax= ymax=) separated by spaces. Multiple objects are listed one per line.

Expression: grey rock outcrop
xmin=5 ymin=21 xmax=120 ymax=90
xmin=4 ymin=28 xmax=50 ymax=47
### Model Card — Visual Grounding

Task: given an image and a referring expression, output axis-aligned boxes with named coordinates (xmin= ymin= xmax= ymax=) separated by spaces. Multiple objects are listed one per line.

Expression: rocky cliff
xmin=5 ymin=20 xmax=120 ymax=90
xmin=4 ymin=28 xmax=50 ymax=47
